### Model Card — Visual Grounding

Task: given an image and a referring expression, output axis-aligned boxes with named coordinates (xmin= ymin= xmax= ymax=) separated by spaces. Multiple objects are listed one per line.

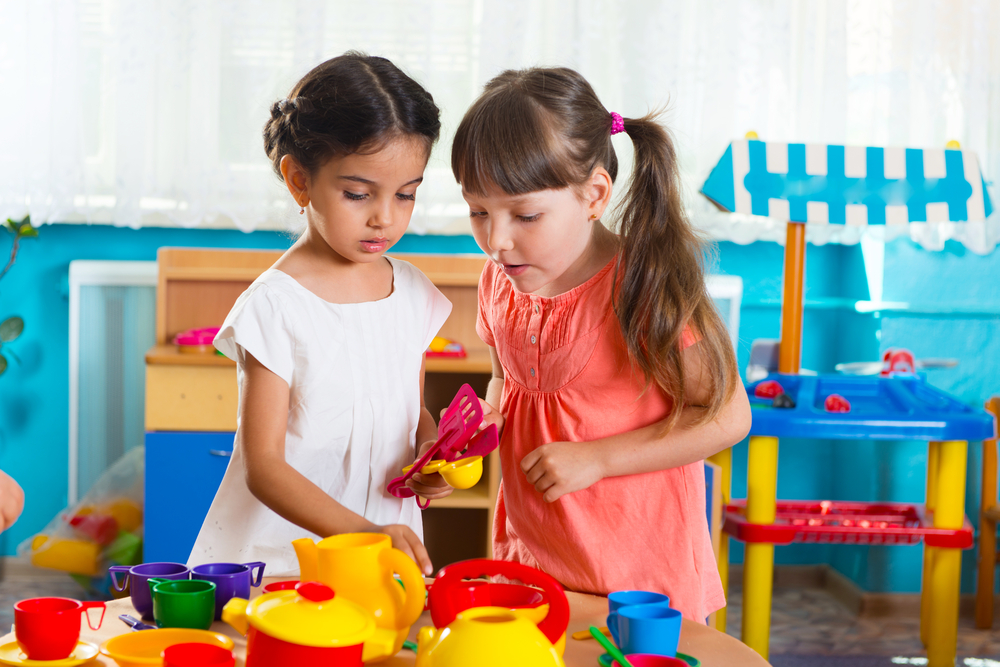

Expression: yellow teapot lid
xmin=245 ymin=582 xmax=375 ymax=647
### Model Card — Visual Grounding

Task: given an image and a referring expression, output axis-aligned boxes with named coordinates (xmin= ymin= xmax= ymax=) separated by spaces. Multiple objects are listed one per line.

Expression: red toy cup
xmin=262 ymin=579 xmax=299 ymax=594
xmin=14 ymin=597 xmax=105 ymax=660
xmin=163 ymin=642 xmax=236 ymax=667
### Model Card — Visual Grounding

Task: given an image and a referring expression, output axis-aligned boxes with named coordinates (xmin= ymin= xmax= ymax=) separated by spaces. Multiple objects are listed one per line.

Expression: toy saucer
xmin=0 ymin=641 xmax=99 ymax=666
xmin=598 ymin=652 xmax=700 ymax=667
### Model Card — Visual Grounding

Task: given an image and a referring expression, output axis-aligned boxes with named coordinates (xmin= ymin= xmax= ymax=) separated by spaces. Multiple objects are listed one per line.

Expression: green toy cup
xmin=148 ymin=578 xmax=216 ymax=630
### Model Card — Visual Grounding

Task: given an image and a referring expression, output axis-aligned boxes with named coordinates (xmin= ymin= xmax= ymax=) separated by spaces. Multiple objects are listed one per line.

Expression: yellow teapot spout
xmin=221 ymin=597 xmax=249 ymax=635
xmin=291 ymin=537 xmax=319 ymax=581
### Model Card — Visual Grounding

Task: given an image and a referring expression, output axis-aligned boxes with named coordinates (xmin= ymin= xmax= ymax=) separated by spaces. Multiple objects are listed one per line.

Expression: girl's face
xmin=283 ymin=137 xmax=429 ymax=264
xmin=463 ymin=175 xmax=610 ymax=296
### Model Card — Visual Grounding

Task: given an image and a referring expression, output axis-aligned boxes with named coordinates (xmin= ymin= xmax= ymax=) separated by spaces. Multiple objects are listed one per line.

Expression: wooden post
xmin=778 ymin=222 xmax=806 ymax=374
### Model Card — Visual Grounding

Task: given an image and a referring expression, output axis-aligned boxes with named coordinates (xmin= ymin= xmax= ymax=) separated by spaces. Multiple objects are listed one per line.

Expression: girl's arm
xmin=478 ymin=347 xmax=506 ymax=433
xmin=239 ymin=351 xmax=434 ymax=574
xmin=521 ymin=341 xmax=751 ymax=503
xmin=405 ymin=357 xmax=453 ymax=500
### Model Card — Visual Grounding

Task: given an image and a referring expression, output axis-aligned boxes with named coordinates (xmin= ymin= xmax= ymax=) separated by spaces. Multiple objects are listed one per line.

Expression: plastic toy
xmin=387 ymin=384 xmax=499 ymax=508
xmin=28 ymin=536 xmax=101 ymax=577
xmin=824 ymin=394 xmax=851 ymax=413
xmin=753 ymin=380 xmax=784 ymax=399
xmin=109 ymin=562 xmax=190 ymax=620
xmin=402 ymin=455 xmax=484 ymax=490
xmin=772 ymin=393 xmax=795 ymax=409
xmin=100 ymin=628 xmax=234 ymax=667
xmin=881 ymin=348 xmax=916 ymax=375
xmin=173 ymin=327 xmax=220 ymax=354
xmin=222 ymin=581 xmax=389 ymax=667
xmin=291 ymin=533 xmax=425 ymax=661
xmin=0 ymin=640 xmax=100 ymax=666
xmin=702 ymin=138 xmax=996 ymax=666
xmin=191 ymin=561 xmax=266 ymax=620
xmin=428 ymin=559 xmax=567 ymax=655
xmin=118 ymin=614 xmax=157 ymax=631
xmin=13 ymin=597 xmax=105 ymax=661
xmin=426 ymin=336 xmax=467 ymax=358
xmin=422 ymin=559 xmax=570 ymax=665
xmin=148 ymin=578 xmax=216 ymax=630
xmin=597 ymin=654 xmax=702 ymax=667
xmin=162 ymin=643 xmax=235 ymax=667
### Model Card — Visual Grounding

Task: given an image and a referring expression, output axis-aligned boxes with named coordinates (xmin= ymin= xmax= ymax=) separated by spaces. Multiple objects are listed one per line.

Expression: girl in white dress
xmin=188 ymin=53 xmax=453 ymax=576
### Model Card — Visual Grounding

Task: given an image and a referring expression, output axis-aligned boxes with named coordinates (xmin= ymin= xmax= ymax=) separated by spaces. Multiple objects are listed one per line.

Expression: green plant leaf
xmin=0 ymin=316 xmax=23 ymax=343
xmin=0 ymin=353 xmax=6 ymax=376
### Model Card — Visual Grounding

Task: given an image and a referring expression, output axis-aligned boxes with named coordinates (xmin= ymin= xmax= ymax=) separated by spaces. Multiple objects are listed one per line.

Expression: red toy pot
xmin=429 ymin=559 xmax=568 ymax=647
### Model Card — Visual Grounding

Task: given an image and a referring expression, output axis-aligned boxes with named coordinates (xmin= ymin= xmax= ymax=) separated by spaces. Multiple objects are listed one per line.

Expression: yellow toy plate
xmin=0 ymin=641 xmax=99 ymax=666
xmin=101 ymin=628 xmax=234 ymax=667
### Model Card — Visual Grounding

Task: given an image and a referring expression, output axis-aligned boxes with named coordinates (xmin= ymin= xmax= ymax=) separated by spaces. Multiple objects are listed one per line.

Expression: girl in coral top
xmin=450 ymin=67 xmax=752 ymax=621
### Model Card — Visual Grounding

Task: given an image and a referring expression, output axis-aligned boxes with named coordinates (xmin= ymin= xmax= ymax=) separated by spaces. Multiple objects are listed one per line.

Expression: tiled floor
xmin=726 ymin=582 xmax=1000 ymax=661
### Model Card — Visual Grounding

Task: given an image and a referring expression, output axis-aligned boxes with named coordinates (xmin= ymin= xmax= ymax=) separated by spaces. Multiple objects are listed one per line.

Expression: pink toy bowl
xmin=174 ymin=327 xmax=220 ymax=354
xmin=261 ymin=580 xmax=299 ymax=594
xmin=626 ymin=655 xmax=689 ymax=667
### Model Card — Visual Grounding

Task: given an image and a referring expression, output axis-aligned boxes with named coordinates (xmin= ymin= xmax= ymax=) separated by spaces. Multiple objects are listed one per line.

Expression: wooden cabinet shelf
xmin=145 ymin=248 xmax=498 ymax=565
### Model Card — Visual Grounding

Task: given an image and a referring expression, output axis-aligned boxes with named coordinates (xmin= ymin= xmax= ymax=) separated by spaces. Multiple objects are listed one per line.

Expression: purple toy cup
xmin=109 ymin=562 xmax=190 ymax=620
xmin=191 ymin=562 xmax=265 ymax=620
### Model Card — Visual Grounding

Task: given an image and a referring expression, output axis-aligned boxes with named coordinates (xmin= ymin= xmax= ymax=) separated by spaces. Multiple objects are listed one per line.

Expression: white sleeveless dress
xmin=187 ymin=257 xmax=452 ymax=575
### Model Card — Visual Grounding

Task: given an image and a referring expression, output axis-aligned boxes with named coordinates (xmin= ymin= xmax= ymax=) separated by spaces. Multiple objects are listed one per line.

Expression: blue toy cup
xmin=617 ymin=604 xmax=682 ymax=657
xmin=606 ymin=590 xmax=671 ymax=645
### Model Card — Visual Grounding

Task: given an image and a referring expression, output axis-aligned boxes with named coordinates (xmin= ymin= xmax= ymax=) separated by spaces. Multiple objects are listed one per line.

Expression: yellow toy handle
xmin=380 ymin=547 xmax=426 ymax=628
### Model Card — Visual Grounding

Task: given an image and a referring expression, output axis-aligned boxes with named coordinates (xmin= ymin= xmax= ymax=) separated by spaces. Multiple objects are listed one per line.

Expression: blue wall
xmin=1 ymin=223 xmax=998 ymax=594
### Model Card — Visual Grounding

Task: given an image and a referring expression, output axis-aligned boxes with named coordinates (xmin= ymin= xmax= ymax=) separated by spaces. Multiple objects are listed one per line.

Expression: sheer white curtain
xmin=2 ymin=0 xmax=999 ymax=251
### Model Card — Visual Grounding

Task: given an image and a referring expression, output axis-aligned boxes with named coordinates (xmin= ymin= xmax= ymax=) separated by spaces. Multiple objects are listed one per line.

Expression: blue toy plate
xmin=746 ymin=374 xmax=994 ymax=441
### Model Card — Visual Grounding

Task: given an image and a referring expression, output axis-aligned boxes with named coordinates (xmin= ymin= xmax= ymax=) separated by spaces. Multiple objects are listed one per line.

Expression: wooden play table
xmin=0 ymin=579 xmax=769 ymax=666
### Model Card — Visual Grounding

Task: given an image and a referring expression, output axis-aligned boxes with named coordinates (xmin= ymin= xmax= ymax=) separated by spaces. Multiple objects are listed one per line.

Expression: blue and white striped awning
xmin=700 ymin=140 xmax=993 ymax=225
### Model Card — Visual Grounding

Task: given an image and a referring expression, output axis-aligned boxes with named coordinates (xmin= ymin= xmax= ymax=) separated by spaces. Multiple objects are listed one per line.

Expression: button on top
xmin=530 ymin=335 xmax=536 ymax=344
xmin=534 ymin=304 xmax=539 ymax=313
xmin=530 ymin=367 xmax=535 ymax=377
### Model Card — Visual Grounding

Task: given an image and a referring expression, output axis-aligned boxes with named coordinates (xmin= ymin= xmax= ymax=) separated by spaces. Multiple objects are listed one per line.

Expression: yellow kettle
xmin=292 ymin=533 xmax=426 ymax=662
xmin=416 ymin=607 xmax=564 ymax=667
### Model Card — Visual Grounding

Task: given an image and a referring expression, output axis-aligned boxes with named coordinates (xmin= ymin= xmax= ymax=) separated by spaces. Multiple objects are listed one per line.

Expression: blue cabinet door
xmin=144 ymin=432 xmax=233 ymax=564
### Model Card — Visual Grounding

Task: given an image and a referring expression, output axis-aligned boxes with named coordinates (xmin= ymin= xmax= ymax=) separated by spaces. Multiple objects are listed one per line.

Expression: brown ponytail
xmin=615 ymin=114 xmax=738 ymax=430
xmin=452 ymin=68 xmax=739 ymax=430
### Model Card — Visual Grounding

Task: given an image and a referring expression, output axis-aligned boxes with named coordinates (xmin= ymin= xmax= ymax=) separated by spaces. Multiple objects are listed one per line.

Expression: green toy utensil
xmin=590 ymin=625 xmax=634 ymax=667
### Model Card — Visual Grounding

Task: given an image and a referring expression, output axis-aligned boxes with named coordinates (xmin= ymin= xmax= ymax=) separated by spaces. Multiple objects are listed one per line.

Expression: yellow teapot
xmin=291 ymin=533 xmax=425 ymax=662
xmin=417 ymin=607 xmax=564 ymax=667
xmin=420 ymin=559 xmax=570 ymax=667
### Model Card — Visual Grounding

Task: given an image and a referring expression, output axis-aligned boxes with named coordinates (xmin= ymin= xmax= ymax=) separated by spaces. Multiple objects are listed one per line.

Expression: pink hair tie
xmin=610 ymin=112 xmax=625 ymax=135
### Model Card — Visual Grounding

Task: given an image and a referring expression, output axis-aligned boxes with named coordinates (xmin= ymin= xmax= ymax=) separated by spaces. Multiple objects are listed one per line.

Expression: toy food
xmin=754 ymin=380 xmax=785 ymax=399
xmin=221 ymin=582 xmax=391 ymax=667
xmin=824 ymin=394 xmax=851 ymax=413
xmin=291 ymin=533 xmax=425 ymax=661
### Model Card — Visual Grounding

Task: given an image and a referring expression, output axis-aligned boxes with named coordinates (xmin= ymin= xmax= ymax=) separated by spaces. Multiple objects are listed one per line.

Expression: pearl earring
xmin=299 ymin=206 xmax=305 ymax=215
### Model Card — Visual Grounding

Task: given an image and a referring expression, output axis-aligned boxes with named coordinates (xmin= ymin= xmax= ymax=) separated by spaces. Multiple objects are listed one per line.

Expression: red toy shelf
xmin=724 ymin=499 xmax=973 ymax=549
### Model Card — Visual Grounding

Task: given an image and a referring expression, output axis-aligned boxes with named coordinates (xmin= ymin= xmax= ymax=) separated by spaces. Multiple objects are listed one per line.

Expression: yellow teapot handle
xmin=380 ymin=547 xmax=426 ymax=628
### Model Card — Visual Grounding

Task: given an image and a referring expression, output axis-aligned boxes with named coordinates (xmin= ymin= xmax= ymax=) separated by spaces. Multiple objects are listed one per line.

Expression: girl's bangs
xmin=453 ymin=94 xmax=576 ymax=197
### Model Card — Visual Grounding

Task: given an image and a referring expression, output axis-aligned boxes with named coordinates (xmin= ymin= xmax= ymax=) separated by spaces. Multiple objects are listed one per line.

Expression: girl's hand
xmin=0 ymin=470 xmax=23 ymax=531
xmin=478 ymin=398 xmax=505 ymax=435
xmin=405 ymin=440 xmax=454 ymax=502
xmin=377 ymin=524 xmax=433 ymax=575
xmin=520 ymin=442 xmax=605 ymax=503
